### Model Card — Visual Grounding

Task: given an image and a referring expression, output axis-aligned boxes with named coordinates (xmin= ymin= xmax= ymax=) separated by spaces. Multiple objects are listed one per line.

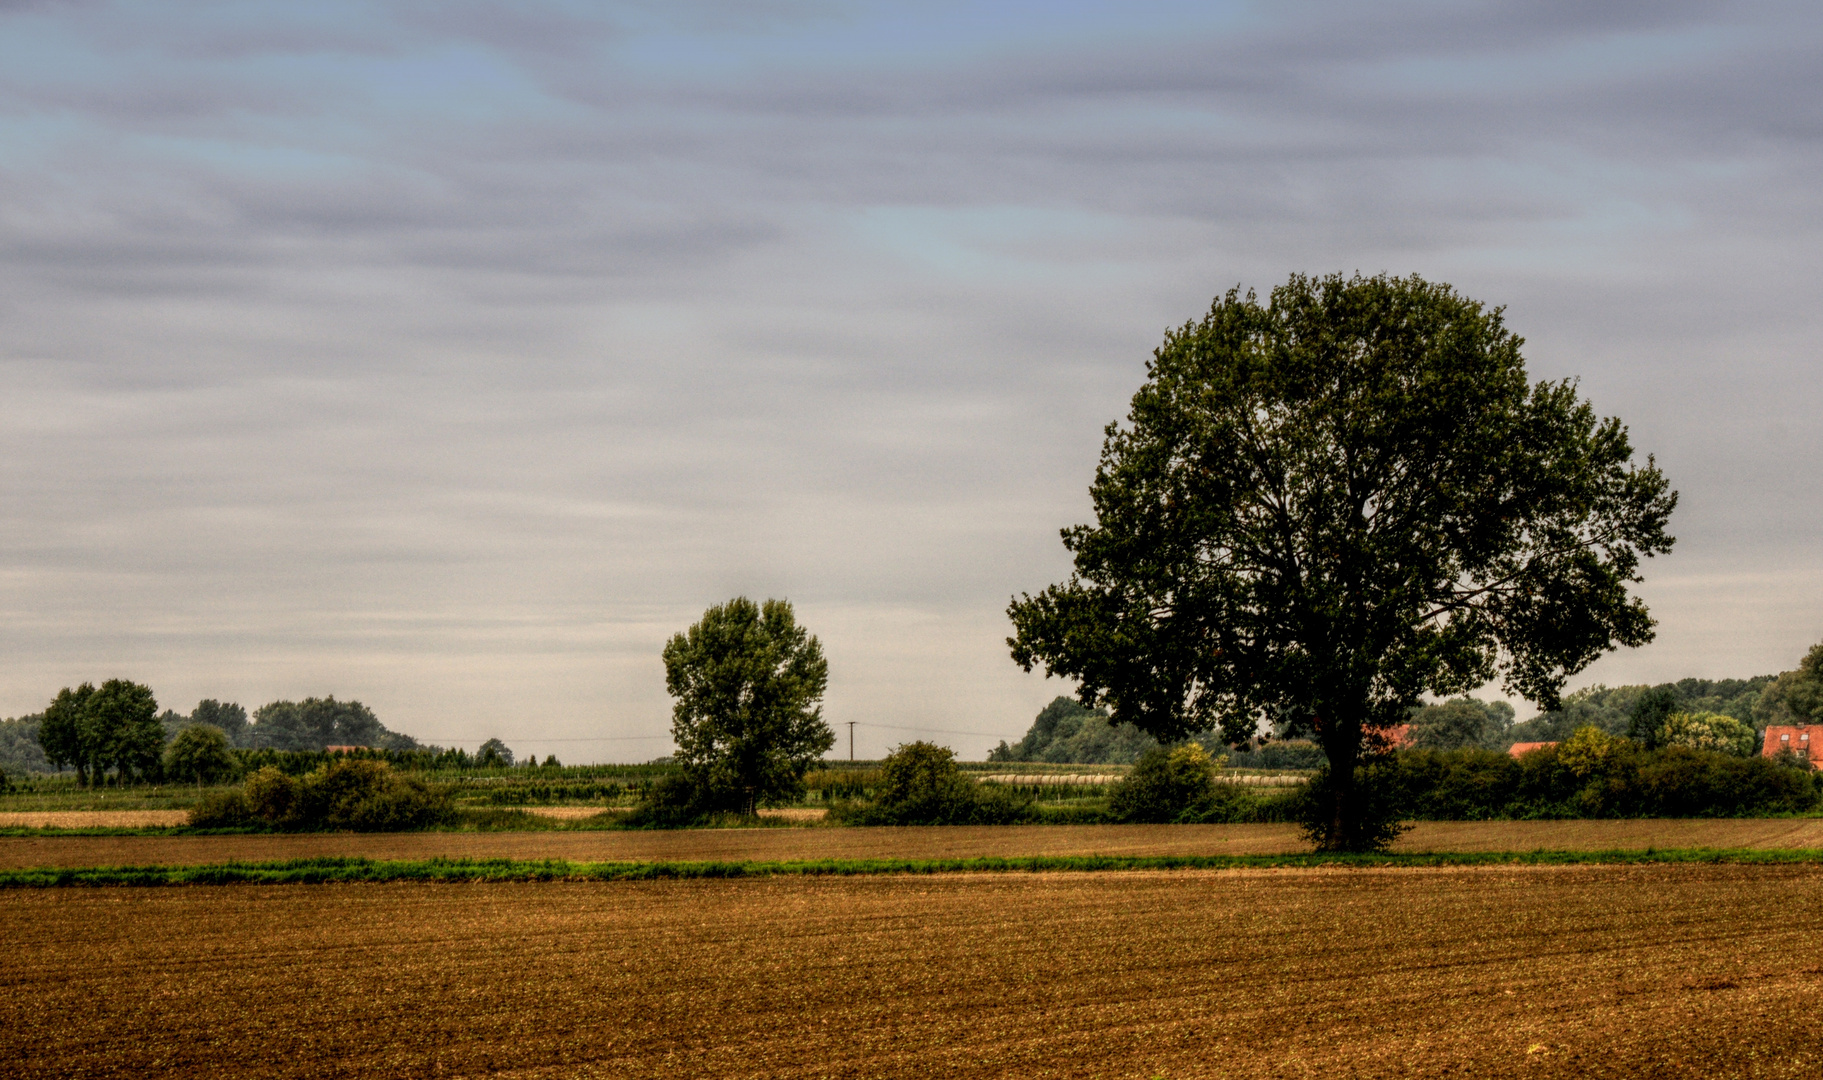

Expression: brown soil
xmin=2 ymin=865 xmax=1819 ymax=1078
xmin=3 ymin=818 xmax=1821 ymax=871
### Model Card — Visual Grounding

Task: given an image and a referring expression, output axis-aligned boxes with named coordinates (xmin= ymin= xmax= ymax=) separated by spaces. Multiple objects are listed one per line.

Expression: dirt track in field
xmin=3 ymin=864 xmax=1820 ymax=1079
xmin=3 ymin=818 xmax=1822 ymax=870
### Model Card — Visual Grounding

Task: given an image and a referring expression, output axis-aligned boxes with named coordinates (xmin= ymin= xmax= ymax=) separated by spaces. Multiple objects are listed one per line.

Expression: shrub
xmin=1110 ymin=743 xmax=1220 ymax=823
xmin=620 ymin=774 xmax=716 ymax=828
xmin=837 ymin=742 xmax=1034 ymax=826
xmin=192 ymin=760 xmax=452 ymax=831
xmin=305 ymin=759 xmax=451 ymax=831
xmin=187 ymin=788 xmax=253 ymax=828
xmin=1376 ymin=740 xmax=1822 ymax=821
xmin=244 ymin=766 xmax=305 ymax=827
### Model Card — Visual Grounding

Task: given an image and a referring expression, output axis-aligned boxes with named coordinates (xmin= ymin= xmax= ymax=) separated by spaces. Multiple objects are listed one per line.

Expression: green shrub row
xmin=189 ymin=760 xmax=454 ymax=831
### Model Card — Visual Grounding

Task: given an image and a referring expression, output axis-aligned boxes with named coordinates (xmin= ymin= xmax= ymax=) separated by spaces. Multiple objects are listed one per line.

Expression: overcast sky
xmin=2 ymin=1 xmax=1820 ymax=760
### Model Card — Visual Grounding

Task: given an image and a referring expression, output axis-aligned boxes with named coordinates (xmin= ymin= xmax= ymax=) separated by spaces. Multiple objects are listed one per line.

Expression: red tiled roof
xmin=324 ymin=745 xmax=368 ymax=753
xmin=1760 ymin=725 xmax=1823 ymax=765
xmin=1508 ymin=741 xmax=1558 ymax=758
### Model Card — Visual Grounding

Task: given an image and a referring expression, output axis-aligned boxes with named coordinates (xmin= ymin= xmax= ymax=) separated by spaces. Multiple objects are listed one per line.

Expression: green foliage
xmin=0 ymin=716 xmax=50 ymax=776
xmin=247 ymin=696 xmax=417 ymax=752
xmin=476 ymin=738 xmax=514 ymax=768
xmin=189 ymin=760 xmax=453 ymax=831
xmin=1659 ymin=711 xmax=1755 ymax=757
xmin=1626 ymin=686 xmax=1680 ymax=749
xmin=661 ymin=597 xmax=834 ymax=815
xmin=1387 ymin=742 xmax=1820 ymax=820
xmin=838 ymin=742 xmax=1033 ymax=826
xmin=1222 ymin=740 xmax=1325 ymax=770
xmin=164 ymin=725 xmax=238 ymax=786
xmin=618 ymin=774 xmax=714 ymax=828
xmin=1006 ymin=273 xmax=1676 ymax=852
xmin=1755 ymin=641 xmax=1823 ymax=727
xmin=36 ymin=680 xmax=164 ymax=786
xmin=1109 ymin=743 xmax=1220 ymax=823
xmin=988 ymin=696 xmax=1159 ymax=764
xmin=191 ymin=700 xmax=249 ymax=745
xmin=1510 ymin=677 xmax=1775 ymax=747
xmin=1406 ymin=697 xmax=1515 ymax=751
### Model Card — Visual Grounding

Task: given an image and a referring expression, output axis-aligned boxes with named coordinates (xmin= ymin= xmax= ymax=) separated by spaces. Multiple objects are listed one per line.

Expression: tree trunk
xmin=1316 ymin=708 xmax=1363 ymax=853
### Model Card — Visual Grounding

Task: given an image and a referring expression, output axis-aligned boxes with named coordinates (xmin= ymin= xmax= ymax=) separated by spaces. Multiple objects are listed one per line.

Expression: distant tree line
xmin=993 ymin=639 xmax=1823 ymax=769
xmin=0 ymin=679 xmax=550 ymax=785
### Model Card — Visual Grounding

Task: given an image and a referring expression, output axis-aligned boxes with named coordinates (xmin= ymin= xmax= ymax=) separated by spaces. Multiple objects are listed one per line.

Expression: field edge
xmin=6 ymin=846 xmax=1823 ymax=887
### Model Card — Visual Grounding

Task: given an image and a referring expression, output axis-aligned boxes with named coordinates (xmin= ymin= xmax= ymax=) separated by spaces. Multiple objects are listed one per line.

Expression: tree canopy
xmin=247 ymin=697 xmax=417 ymax=752
xmin=165 ymin=724 xmax=238 ymax=786
xmin=37 ymin=679 xmax=163 ymax=785
xmin=1007 ymin=273 xmax=1676 ymax=850
xmin=987 ymin=696 xmax=1159 ymax=764
xmin=1756 ymin=641 xmax=1823 ymax=727
xmin=662 ymin=597 xmax=834 ymax=815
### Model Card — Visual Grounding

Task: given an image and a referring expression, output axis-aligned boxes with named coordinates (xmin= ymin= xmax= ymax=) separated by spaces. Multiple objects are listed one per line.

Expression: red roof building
xmin=1761 ymin=725 xmax=1823 ymax=766
xmin=324 ymin=745 xmax=369 ymax=754
xmin=1508 ymin=741 xmax=1558 ymax=758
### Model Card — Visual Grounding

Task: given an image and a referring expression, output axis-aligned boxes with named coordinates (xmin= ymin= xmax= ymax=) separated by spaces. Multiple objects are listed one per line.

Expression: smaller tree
xmin=1755 ymin=641 xmax=1823 ymax=727
xmin=165 ymin=725 xmax=237 ymax=788
xmin=39 ymin=684 xmax=95 ymax=783
xmin=662 ymin=597 xmax=834 ymax=815
xmin=1407 ymin=697 xmax=1513 ymax=751
xmin=1658 ymin=711 xmax=1754 ymax=757
xmin=1109 ymin=743 xmax=1222 ymax=823
xmin=1628 ymin=687 xmax=1680 ymax=749
xmin=476 ymin=738 xmax=514 ymax=768
xmin=191 ymin=700 xmax=250 ymax=745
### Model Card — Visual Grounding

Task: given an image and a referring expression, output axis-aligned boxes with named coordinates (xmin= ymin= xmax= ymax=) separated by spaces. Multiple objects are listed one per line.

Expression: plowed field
xmin=3 ymin=864 xmax=1820 ymax=1078
xmin=5 ymin=817 xmax=1823 ymax=870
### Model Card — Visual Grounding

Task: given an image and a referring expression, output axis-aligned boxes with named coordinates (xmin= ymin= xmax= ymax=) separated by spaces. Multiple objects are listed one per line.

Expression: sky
xmin=2 ymin=1 xmax=1820 ymax=761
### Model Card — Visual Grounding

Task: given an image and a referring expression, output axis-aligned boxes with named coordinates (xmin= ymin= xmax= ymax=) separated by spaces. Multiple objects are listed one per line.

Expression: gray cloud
xmin=1 ymin=1 xmax=1820 ymax=755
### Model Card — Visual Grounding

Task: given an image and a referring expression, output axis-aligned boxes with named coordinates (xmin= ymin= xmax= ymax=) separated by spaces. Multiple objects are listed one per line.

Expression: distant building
xmin=324 ymin=745 xmax=369 ymax=754
xmin=1761 ymin=725 xmax=1823 ymax=766
xmin=1508 ymin=741 xmax=1558 ymax=758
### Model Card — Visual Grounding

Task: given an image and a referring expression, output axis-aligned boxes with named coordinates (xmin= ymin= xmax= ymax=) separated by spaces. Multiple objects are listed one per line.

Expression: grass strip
xmin=5 ymin=848 xmax=1823 ymax=887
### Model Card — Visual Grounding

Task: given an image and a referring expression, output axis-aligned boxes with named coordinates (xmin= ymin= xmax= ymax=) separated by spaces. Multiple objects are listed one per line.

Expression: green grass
xmin=5 ymin=847 xmax=1822 ymax=888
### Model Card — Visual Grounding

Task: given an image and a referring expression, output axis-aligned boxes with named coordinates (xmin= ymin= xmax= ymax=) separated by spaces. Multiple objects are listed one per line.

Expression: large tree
xmin=662 ymin=597 xmax=834 ymax=815
xmin=37 ymin=679 xmax=163 ymax=785
xmin=1008 ymin=273 xmax=1676 ymax=850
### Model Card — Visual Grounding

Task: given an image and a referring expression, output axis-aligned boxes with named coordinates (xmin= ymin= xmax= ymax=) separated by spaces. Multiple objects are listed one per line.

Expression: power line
xmin=853 ymin=721 xmax=1014 ymax=740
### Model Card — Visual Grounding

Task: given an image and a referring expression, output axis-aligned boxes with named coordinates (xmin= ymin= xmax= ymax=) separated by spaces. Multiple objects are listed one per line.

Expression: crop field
xmin=4 ymin=818 xmax=1823 ymax=871
xmin=3 ymin=864 xmax=1820 ymax=1078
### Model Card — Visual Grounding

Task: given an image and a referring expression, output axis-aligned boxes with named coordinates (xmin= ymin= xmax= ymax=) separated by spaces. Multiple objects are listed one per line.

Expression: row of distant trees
xmin=989 ymin=641 xmax=1823 ymax=767
xmin=0 ymin=682 xmax=428 ymax=785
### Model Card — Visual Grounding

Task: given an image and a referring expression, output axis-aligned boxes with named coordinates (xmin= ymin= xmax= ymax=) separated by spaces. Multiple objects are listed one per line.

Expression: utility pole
xmin=848 ymin=721 xmax=856 ymax=762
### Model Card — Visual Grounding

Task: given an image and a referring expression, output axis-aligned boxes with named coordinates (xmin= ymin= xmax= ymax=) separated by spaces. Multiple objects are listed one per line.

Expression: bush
xmin=837 ymin=742 xmax=1034 ymax=826
xmin=190 ymin=760 xmax=453 ymax=831
xmin=1110 ymin=743 xmax=1220 ymax=823
xmin=1378 ymin=732 xmax=1822 ymax=821
xmin=1223 ymin=740 xmax=1325 ymax=770
xmin=619 ymin=774 xmax=716 ymax=828
xmin=187 ymin=788 xmax=253 ymax=828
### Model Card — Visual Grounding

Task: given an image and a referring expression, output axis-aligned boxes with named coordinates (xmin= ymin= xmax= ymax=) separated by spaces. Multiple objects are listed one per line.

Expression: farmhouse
xmin=1508 ymin=741 xmax=1558 ymax=758
xmin=1760 ymin=725 xmax=1823 ymax=766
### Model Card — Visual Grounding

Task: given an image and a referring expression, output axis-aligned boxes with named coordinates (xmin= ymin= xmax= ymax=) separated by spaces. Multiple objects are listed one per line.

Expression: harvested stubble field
xmin=5 ymin=818 xmax=1823 ymax=870
xmin=3 ymin=865 xmax=1820 ymax=1078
